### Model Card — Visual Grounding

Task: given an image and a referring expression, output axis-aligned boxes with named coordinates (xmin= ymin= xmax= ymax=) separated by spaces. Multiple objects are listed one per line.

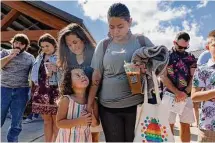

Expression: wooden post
xmin=1 ymin=9 xmax=20 ymax=30
xmin=1 ymin=30 xmax=59 ymax=42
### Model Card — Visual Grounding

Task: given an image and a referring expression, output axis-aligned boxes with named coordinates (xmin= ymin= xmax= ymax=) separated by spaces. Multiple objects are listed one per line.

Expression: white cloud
xmin=78 ymin=0 xmax=206 ymax=50
xmin=199 ymin=14 xmax=212 ymax=29
xmin=197 ymin=0 xmax=208 ymax=9
xmin=200 ymin=14 xmax=212 ymax=23
xmin=182 ymin=20 xmax=205 ymax=51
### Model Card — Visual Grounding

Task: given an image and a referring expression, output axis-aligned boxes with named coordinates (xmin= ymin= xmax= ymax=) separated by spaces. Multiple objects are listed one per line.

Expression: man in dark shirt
xmin=161 ymin=32 xmax=197 ymax=142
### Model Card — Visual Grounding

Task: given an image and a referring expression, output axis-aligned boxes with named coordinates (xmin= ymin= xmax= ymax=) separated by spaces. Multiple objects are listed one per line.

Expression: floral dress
xmin=32 ymin=58 xmax=59 ymax=115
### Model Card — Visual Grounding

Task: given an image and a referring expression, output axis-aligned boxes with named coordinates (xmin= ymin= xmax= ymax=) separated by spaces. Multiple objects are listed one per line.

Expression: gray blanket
xmin=131 ymin=45 xmax=169 ymax=98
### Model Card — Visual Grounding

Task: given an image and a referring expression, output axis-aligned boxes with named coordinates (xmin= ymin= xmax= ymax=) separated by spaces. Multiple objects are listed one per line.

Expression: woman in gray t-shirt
xmin=87 ymin=3 xmax=154 ymax=142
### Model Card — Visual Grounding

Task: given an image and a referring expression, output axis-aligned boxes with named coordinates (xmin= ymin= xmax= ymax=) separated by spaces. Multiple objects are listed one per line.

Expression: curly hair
xmin=60 ymin=68 xmax=91 ymax=100
xmin=60 ymin=69 xmax=74 ymax=96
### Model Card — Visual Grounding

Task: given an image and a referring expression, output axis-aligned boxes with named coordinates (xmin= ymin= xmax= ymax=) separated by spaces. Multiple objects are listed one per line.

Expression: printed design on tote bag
xmin=140 ymin=116 xmax=168 ymax=142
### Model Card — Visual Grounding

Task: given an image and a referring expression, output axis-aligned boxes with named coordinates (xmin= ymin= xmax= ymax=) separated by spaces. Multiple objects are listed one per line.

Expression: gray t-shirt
xmin=0 ymin=49 xmax=35 ymax=88
xmin=91 ymin=35 xmax=154 ymax=108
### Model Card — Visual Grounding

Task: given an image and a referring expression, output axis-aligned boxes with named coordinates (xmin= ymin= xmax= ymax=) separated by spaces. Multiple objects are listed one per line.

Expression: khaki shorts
xmin=169 ymin=97 xmax=195 ymax=124
xmin=198 ymin=129 xmax=215 ymax=142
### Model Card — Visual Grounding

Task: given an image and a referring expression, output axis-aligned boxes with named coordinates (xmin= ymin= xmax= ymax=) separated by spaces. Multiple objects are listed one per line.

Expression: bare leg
xmin=180 ymin=122 xmax=191 ymax=142
xmin=41 ymin=114 xmax=53 ymax=142
xmin=193 ymin=102 xmax=199 ymax=127
xmin=170 ymin=124 xmax=175 ymax=135
xmin=52 ymin=115 xmax=59 ymax=142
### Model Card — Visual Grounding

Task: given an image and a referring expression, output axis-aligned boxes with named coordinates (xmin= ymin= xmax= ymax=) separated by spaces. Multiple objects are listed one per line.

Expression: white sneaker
xmin=32 ymin=117 xmax=39 ymax=121
xmin=23 ymin=118 xmax=33 ymax=124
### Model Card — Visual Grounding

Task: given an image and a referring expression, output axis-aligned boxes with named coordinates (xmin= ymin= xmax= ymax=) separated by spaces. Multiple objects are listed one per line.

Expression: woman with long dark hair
xmin=57 ymin=23 xmax=100 ymax=142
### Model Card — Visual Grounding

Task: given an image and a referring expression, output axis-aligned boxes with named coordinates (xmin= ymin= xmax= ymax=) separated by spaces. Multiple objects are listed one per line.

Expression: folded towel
xmin=131 ymin=45 xmax=169 ymax=98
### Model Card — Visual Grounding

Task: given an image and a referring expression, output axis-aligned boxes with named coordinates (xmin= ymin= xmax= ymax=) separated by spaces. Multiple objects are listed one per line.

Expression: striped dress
xmin=56 ymin=95 xmax=92 ymax=142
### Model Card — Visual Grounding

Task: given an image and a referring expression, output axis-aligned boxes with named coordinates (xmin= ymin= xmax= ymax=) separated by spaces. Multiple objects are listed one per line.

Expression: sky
xmin=44 ymin=0 xmax=215 ymax=51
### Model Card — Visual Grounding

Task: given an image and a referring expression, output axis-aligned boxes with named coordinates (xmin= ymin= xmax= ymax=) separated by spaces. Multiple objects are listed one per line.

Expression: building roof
xmin=25 ymin=1 xmax=95 ymax=44
xmin=1 ymin=1 xmax=96 ymax=56
xmin=190 ymin=49 xmax=205 ymax=58
xmin=25 ymin=1 xmax=83 ymax=25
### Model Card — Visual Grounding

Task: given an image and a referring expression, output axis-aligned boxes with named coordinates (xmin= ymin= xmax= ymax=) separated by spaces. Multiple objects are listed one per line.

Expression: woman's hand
xmin=135 ymin=62 xmax=146 ymax=74
xmin=46 ymin=63 xmax=57 ymax=72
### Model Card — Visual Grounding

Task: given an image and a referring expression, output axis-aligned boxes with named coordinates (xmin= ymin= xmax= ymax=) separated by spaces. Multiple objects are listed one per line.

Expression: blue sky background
xmin=44 ymin=0 xmax=215 ymax=50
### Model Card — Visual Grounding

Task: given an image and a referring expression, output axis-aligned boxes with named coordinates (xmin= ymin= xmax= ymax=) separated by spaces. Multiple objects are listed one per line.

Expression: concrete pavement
xmin=1 ymin=117 xmax=198 ymax=142
xmin=1 ymin=117 xmax=44 ymax=142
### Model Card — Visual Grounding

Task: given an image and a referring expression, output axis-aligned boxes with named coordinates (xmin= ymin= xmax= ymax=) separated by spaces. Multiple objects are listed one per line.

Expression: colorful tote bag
xmin=134 ymin=71 xmax=174 ymax=142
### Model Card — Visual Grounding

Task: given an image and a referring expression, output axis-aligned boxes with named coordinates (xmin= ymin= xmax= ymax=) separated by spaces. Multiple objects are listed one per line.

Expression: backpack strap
xmin=96 ymin=38 xmax=112 ymax=96
xmin=135 ymin=34 xmax=146 ymax=47
xmin=103 ymin=38 xmax=112 ymax=55
xmin=101 ymin=38 xmax=112 ymax=74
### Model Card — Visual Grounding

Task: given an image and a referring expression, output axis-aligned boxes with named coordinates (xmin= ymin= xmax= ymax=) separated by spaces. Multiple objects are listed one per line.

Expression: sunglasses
xmin=176 ymin=42 xmax=189 ymax=49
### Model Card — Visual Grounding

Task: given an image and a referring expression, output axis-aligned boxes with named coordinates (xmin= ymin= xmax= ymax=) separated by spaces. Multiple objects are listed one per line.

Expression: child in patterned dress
xmin=56 ymin=68 xmax=99 ymax=142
